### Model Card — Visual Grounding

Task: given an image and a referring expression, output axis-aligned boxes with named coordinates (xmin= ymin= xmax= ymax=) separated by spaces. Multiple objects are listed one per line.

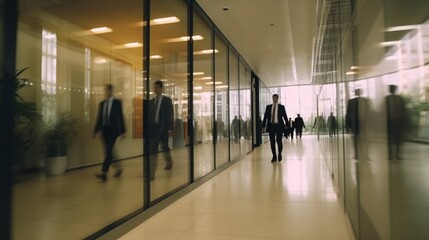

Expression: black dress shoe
xmin=95 ymin=173 xmax=107 ymax=182
xmin=271 ymin=156 xmax=277 ymax=162
xmin=113 ymin=169 xmax=123 ymax=177
xmin=278 ymin=154 xmax=282 ymax=162
xmin=164 ymin=161 xmax=173 ymax=170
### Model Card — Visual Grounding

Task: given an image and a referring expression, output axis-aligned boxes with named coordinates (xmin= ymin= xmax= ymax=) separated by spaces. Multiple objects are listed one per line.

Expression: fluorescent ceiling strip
xmin=152 ymin=16 xmax=180 ymax=25
xmin=90 ymin=27 xmax=112 ymax=34
xmin=163 ymin=35 xmax=203 ymax=43
xmin=205 ymin=81 xmax=222 ymax=85
xmin=123 ymin=42 xmax=143 ymax=48
xmin=385 ymin=25 xmax=419 ymax=32
xmin=150 ymin=55 xmax=163 ymax=59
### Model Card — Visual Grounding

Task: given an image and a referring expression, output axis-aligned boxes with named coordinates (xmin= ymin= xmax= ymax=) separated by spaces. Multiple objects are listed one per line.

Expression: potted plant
xmin=1 ymin=68 xmax=41 ymax=171
xmin=43 ymin=111 xmax=77 ymax=175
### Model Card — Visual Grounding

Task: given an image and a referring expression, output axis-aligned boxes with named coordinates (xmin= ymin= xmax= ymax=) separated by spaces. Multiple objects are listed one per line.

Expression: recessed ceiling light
xmin=94 ymin=57 xmax=108 ymax=64
xmin=346 ymin=71 xmax=357 ymax=76
xmin=150 ymin=55 xmax=163 ymax=59
xmin=163 ymin=35 xmax=204 ymax=43
xmin=385 ymin=25 xmax=419 ymax=32
xmin=179 ymin=35 xmax=204 ymax=41
xmin=90 ymin=27 xmax=112 ymax=34
xmin=205 ymin=81 xmax=222 ymax=85
xmin=151 ymin=16 xmax=180 ymax=25
xmin=124 ymin=42 xmax=143 ymax=48
xmin=195 ymin=49 xmax=219 ymax=55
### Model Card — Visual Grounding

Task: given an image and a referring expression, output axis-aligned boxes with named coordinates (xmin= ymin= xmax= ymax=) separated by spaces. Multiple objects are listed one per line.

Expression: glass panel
xmin=215 ymin=33 xmax=229 ymax=167
xmin=149 ymin=0 xmax=189 ymax=200
xmin=239 ymin=59 xmax=252 ymax=155
xmin=229 ymin=49 xmax=240 ymax=161
xmin=193 ymin=11 xmax=214 ymax=179
xmin=14 ymin=0 xmax=144 ymax=239
xmin=260 ymin=82 xmax=271 ymax=144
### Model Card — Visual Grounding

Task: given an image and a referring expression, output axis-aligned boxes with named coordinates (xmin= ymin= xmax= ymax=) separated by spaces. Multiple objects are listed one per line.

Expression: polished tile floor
xmin=119 ymin=136 xmax=354 ymax=240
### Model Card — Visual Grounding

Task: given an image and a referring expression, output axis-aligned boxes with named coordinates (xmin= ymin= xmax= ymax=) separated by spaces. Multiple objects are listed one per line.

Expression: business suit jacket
xmin=149 ymin=95 xmax=174 ymax=136
xmin=262 ymin=103 xmax=288 ymax=132
xmin=345 ymin=97 xmax=369 ymax=135
xmin=94 ymin=98 xmax=126 ymax=137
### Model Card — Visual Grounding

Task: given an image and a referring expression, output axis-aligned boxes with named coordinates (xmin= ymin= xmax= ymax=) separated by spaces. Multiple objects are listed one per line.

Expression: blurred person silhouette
xmin=93 ymin=84 xmax=126 ymax=182
xmin=385 ymin=85 xmax=407 ymax=160
xmin=216 ymin=117 xmax=225 ymax=141
xmin=262 ymin=94 xmax=288 ymax=162
xmin=286 ymin=117 xmax=295 ymax=139
xmin=239 ymin=115 xmax=245 ymax=139
xmin=327 ymin=112 xmax=337 ymax=137
xmin=148 ymin=80 xmax=174 ymax=181
xmin=294 ymin=114 xmax=306 ymax=138
xmin=232 ymin=115 xmax=240 ymax=143
xmin=346 ymin=88 xmax=370 ymax=160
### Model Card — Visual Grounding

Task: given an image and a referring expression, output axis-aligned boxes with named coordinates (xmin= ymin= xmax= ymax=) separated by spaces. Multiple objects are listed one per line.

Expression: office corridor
xmin=120 ymin=135 xmax=353 ymax=240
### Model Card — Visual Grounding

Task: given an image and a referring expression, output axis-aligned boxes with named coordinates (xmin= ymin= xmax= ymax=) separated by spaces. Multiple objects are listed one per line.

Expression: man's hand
xmin=168 ymin=130 xmax=173 ymax=137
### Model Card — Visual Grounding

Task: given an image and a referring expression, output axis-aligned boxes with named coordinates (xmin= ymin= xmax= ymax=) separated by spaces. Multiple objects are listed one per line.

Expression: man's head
xmin=355 ymin=88 xmax=362 ymax=97
xmin=104 ymin=84 xmax=113 ymax=99
xmin=389 ymin=84 xmax=397 ymax=94
xmin=297 ymin=114 xmax=300 ymax=117
xmin=272 ymin=94 xmax=279 ymax=104
xmin=153 ymin=80 xmax=163 ymax=96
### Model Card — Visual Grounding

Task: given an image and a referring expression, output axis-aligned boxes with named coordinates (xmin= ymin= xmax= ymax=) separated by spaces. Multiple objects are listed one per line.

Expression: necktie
xmin=153 ymin=97 xmax=159 ymax=122
xmin=103 ymin=100 xmax=109 ymax=126
xmin=272 ymin=104 xmax=276 ymax=123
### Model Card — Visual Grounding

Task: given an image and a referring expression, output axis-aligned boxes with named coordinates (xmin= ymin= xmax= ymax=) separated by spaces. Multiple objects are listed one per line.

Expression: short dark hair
xmin=154 ymin=80 xmax=163 ymax=88
xmin=105 ymin=84 xmax=113 ymax=92
xmin=272 ymin=94 xmax=279 ymax=98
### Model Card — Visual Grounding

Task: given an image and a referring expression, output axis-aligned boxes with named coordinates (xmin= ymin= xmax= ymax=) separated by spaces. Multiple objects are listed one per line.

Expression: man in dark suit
xmin=262 ymin=94 xmax=288 ymax=162
xmin=294 ymin=114 xmax=306 ymax=138
xmin=93 ymin=84 xmax=126 ymax=181
xmin=148 ymin=80 xmax=174 ymax=180
xmin=385 ymin=85 xmax=406 ymax=160
xmin=346 ymin=88 xmax=369 ymax=159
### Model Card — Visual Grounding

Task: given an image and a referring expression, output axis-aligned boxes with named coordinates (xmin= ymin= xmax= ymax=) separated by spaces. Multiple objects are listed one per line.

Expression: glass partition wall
xmin=11 ymin=0 xmax=257 ymax=239
xmin=315 ymin=0 xmax=429 ymax=239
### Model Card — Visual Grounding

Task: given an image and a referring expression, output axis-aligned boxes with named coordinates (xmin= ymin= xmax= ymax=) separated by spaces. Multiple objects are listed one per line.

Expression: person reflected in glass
xmin=216 ymin=117 xmax=225 ymax=141
xmin=262 ymin=94 xmax=288 ymax=162
xmin=327 ymin=112 xmax=337 ymax=137
xmin=232 ymin=115 xmax=240 ymax=143
xmin=294 ymin=113 xmax=306 ymax=138
xmin=93 ymin=84 xmax=126 ymax=182
xmin=385 ymin=85 xmax=407 ymax=160
xmin=346 ymin=88 xmax=370 ymax=160
xmin=148 ymin=80 xmax=174 ymax=181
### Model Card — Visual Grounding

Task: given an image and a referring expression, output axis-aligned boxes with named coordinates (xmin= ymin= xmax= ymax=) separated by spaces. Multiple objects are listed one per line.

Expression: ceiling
xmin=19 ymin=0 xmax=318 ymax=88
xmin=196 ymin=0 xmax=317 ymax=87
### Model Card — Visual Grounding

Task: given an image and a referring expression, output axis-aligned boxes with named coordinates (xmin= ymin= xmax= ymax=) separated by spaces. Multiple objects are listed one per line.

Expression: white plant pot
xmin=45 ymin=156 xmax=68 ymax=175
